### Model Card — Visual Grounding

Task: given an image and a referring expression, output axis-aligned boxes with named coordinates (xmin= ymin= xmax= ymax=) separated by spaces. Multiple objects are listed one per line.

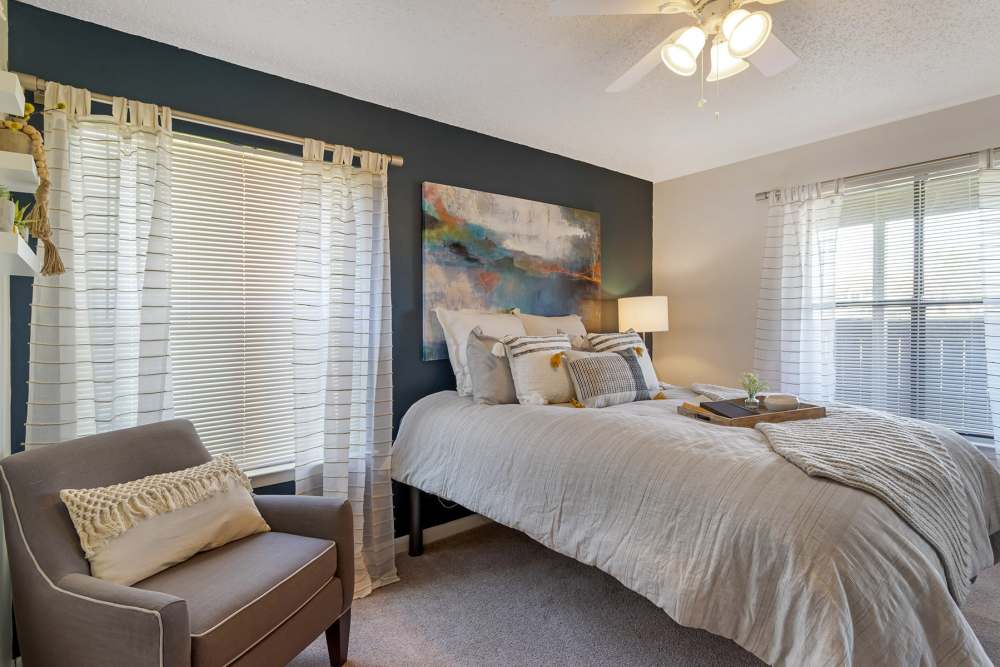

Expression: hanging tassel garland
xmin=20 ymin=120 xmax=65 ymax=275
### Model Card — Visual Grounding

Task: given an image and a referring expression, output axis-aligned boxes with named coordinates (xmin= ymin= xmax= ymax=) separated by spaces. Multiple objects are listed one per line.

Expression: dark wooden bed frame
xmin=408 ymin=484 xmax=424 ymax=556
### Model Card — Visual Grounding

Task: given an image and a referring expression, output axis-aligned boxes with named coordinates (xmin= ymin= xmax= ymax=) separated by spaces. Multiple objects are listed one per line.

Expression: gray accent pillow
xmin=566 ymin=349 xmax=660 ymax=408
xmin=467 ymin=327 xmax=517 ymax=405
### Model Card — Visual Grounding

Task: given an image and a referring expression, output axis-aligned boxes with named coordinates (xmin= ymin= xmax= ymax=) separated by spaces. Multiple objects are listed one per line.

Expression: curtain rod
xmin=14 ymin=72 xmax=405 ymax=168
xmin=753 ymin=148 xmax=997 ymax=202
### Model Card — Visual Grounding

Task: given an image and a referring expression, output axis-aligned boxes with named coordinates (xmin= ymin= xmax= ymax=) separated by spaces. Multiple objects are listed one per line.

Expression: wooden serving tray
xmin=678 ymin=398 xmax=826 ymax=428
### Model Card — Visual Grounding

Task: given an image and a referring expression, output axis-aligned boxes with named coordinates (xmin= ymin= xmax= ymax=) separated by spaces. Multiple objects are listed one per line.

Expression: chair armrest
xmin=254 ymin=494 xmax=354 ymax=607
xmin=53 ymin=573 xmax=190 ymax=667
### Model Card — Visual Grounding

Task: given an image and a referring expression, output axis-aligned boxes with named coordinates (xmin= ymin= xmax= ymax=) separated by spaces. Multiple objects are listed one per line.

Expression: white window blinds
xmin=836 ymin=154 xmax=990 ymax=436
xmin=170 ymin=134 xmax=302 ymax=470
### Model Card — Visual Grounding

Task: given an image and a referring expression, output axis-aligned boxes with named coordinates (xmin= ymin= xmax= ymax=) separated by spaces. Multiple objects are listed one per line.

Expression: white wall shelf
xmin=0 ymin=231 xmax=38 ymax=276
xmin=0 ymin=71 xmax=25 ymax=117
xmin=0 ymin=150 xmax=38 ymax=193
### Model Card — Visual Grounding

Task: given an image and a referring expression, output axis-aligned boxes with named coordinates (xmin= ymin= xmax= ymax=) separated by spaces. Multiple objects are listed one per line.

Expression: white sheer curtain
xmin=293 ymin=139 xmax=397 ymax=597
xmin=24 ymin=82 xmax=174 ymax=447
xmin=983 ymin=162 xmax=1000 ymax=465
xmin=754 ymin=184 xmax=842 ymax=402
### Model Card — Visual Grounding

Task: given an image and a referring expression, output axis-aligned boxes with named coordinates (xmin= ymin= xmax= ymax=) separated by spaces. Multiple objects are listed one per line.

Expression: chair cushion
xmin=134 ymin=531 xmax=339 ymax=667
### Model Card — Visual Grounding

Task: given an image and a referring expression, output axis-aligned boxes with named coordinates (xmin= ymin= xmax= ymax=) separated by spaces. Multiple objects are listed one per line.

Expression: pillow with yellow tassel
xmin=497 ymin=334 xmax=573 ymax=405
xmin=565 ymin=348 xmax=664 ymax=408
xmin=585 ymin=330 xmax=660 ymax=388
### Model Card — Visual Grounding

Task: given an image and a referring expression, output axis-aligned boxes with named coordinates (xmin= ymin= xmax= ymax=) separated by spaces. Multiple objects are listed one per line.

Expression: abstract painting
xmin=422 ymin=182 xmax=601 ymax=360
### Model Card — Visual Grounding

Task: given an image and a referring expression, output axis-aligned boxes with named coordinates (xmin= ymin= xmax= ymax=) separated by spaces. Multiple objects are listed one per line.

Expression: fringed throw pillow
xmin=60 ymin=455 xmax=269 ymax=585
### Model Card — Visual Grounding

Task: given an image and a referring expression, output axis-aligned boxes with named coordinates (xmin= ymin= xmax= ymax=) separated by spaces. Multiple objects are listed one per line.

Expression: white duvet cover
xmin=391 ymin=390 xmax=1000 ymax=666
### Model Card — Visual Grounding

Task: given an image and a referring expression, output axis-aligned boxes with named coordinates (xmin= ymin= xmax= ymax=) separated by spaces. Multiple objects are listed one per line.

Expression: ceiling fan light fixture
xmin=724 ymin=9 xmax=772 ymax=58
xmin=660 ymin=25 xmax=706 ymax=77
xmin=706 ymin=40 xmax=749 ymax=82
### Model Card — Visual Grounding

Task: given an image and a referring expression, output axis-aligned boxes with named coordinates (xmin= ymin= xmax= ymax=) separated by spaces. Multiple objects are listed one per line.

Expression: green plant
xmin=12 ymin=200 xmax=32 ymax=234
xmin=740 ymin=372 xmax=768 ymax=399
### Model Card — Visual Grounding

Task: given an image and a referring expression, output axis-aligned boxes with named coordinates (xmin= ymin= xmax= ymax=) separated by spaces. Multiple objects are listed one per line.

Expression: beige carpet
xmin=290 ymin=523 xmax=1000 ymax=667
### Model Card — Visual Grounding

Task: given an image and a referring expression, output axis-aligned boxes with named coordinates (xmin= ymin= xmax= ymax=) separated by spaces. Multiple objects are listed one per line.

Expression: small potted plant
xmin=740 ymin=372 xmax=769 ymax=408
xmin=0 ymin=100 xmax=65 ymax=274
xmin=12 ymin=200 xmax=32 ymax=241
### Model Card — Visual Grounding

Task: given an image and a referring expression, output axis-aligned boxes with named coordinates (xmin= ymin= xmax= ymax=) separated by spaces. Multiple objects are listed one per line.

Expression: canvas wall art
xmin=422 ymin=182 xmax=601 ymax=360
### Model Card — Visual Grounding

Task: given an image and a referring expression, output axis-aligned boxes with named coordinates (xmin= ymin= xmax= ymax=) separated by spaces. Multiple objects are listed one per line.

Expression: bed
xmin=391 ymin=387 xmax=1000 ymax=666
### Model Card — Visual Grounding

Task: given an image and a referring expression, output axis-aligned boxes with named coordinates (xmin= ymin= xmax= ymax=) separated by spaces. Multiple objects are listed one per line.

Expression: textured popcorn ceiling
xmin=23 ymin=0 xmax=1000 ymax=182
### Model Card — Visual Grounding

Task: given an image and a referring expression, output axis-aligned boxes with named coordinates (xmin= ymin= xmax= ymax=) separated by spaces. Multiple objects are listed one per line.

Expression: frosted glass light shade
xmin=721 ymin=8 xmax=750 ymax=39
xmin=707 ymin=40 xmax=749 ymax=82
xmin=618 ymin=296 xmax=669 ymax=333
xmin=723 ymin=9 xmax=772 ymax=58
xmin=660 ymin=26 xmax=706 ymax=77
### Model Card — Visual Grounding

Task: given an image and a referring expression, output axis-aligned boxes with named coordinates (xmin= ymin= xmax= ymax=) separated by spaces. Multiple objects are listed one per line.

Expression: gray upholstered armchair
xmin=0 ymin=419 xmax=354 ymax=667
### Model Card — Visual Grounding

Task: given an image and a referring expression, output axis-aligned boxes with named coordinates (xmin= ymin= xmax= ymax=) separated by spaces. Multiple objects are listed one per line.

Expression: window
xmin=835 ymin=155 xmax=990 ymax=436
xmin=170 ymin=134 xmax=302 ymax=470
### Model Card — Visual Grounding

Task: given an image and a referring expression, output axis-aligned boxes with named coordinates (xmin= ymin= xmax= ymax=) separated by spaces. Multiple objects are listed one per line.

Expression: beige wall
xmin=652 ymin=94 xmax=1000 ymax=388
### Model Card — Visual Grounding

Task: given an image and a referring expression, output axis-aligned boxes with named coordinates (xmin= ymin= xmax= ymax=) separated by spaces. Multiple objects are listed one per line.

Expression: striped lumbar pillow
xmin=566 ymin=348 xmax=660 ymax=408
xmin=587 ymin=330 xmax=645 ymax=353
xmin=499 ymin=334 xmax=573 ymax=405
xmin=586 ymin=330 xmax=661 ymax=387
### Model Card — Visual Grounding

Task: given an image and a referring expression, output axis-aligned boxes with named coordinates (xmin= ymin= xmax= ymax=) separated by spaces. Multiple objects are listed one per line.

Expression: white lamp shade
xmin=618 ymin=296 xmax=669 ymax=333
xmin=660 ymin=26 xmax=706 ymax=77
xmin=723 ymin=9 xmax=772 ymax=58
xmin=706 ymin=40 xmax=749 ymax=82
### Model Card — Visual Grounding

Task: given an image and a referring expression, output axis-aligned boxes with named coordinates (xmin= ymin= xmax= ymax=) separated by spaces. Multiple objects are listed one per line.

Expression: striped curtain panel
xmin=753 ymin=185 xmax=842 ymax=402
xmin=25 ymin=83 xmax=173 ymax=447
xmin=983 ymin=164 xmax=1000 ymax=466
xmin=293 ymin=139 xmax=397 ymax=597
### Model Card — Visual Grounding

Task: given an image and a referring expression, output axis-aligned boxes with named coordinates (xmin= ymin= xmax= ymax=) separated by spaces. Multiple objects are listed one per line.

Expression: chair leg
xmin=326 ymin=609 xmax=351 ymax=666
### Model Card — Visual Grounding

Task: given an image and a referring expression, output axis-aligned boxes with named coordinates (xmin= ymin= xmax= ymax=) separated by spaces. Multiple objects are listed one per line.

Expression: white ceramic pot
xmin=763 ymin=394 xmax=800 ymax=411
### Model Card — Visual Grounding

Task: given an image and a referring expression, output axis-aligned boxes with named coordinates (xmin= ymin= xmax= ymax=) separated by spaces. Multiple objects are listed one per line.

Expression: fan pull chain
xmin=715 ymin=60 xmax=721 ymax=121
xmin=697 ymin=43 xmax=707 ymax=108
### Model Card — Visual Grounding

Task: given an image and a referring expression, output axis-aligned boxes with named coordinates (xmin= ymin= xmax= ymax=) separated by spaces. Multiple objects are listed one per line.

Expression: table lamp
xmin=618 ymin=296 xmax=669 ymax=349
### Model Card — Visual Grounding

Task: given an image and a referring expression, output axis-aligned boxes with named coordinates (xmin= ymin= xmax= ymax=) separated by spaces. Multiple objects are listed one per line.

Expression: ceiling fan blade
xmin=549 ymin=0 xmax=687 ymax=16
xmin=606 ymin=37 xmax=672 ymax=92
xmin=749 ymin=34 xmax=798 ymax=77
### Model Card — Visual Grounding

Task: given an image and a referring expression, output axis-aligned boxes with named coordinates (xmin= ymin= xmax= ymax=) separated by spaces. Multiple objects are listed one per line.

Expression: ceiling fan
xmin=550 ymin=0 xmax=799 ymax=93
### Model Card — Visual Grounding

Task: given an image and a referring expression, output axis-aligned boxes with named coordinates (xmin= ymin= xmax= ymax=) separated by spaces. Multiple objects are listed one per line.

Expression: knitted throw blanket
xmin=756 ymin=407 xmax=974 ymax=604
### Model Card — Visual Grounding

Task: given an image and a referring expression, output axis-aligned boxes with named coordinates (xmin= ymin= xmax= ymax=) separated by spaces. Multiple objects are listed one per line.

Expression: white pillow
xmin=515 ymin=311 xmax=587 ymax=337
xmin=586 ymin=331 xmax=660 ymax=387
xmin=500 ymin=334 xmax=574 ymax=405
xmin=60 ymin=455 xmax=269 ymax=586
xmin=435 ymin=308 xmax=526 ymax=396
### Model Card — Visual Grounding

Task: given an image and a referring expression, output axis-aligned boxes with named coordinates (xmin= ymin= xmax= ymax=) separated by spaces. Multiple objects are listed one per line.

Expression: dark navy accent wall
xmin=9 ymin=276 xmax=30 ymax=455
xmin=8 ymin=1 xmax=653 ymax=533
